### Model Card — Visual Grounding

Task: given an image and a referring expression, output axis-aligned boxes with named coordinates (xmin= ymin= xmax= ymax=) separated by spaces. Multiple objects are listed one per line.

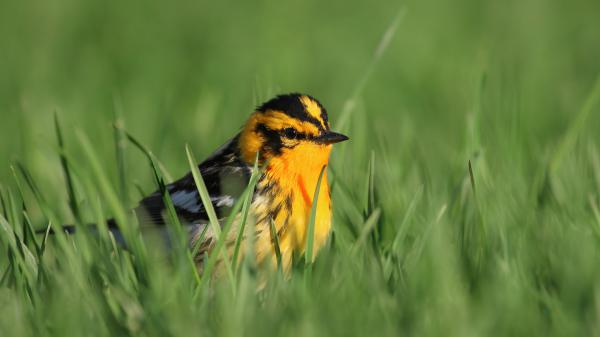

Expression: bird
xmin=65 ymin=93 xmax=348 ymax=274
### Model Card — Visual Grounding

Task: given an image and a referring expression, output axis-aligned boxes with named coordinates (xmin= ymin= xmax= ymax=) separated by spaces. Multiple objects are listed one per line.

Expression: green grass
xmin=2 ymin=0 xmax=600 ymax=336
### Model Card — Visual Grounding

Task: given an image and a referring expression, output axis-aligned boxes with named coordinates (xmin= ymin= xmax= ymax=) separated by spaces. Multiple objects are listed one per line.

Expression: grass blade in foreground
xmin=185 ymin=145 xmax=221 ymax=237
xmin=148 ymin=149 xmax=187 ymax=251
xmin=112 ymin=97 xmax=129 ymax=205
xmin=304 ymin=165 xmax=327 ymax=278
xmin=54 ymin=112 xmax=81 ymax=223
xmin=231 ymin=153 xmax=261 ymax=272
xmin=0 ymin=214 xmax=38 ymax=285
xmin=8 ymin=167 xmax=40 ymax=255
xmin=186 ymin=145 xmax=235 ymax=292
xmin=352 ymin=208 xmax=381 ymax=254
xmin=192 ymin=155 xmax=262 ymax=298
xmin=116 ymin=124 xmax=174 ymax=182
xmin=76 ymin=131 xmax=149 ymax=281
xmin=269 ymin=218 xmax=282 ymax=272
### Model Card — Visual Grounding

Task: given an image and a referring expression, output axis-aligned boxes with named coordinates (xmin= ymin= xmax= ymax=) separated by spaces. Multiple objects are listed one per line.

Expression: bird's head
xmin=238 ymin=93 xmax=348 ymax=168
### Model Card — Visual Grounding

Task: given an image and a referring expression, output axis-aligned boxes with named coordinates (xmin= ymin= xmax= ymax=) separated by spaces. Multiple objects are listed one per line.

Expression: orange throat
xmin=266 ymin=142 xmax=332 ymax=215
xmin=255 ymin=142 xmax=334 ymax=265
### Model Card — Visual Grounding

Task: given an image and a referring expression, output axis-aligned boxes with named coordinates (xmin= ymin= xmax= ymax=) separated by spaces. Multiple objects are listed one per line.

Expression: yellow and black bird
xmin=96 ymin=93 xmax=347 ymax=273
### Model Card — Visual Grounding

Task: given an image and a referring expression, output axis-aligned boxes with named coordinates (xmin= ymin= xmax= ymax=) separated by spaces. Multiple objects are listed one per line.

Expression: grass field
xmin=2 ymin=0 xmax=600 ymax=336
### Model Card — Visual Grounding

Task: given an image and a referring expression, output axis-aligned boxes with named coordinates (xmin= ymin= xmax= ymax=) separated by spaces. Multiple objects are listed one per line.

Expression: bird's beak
xmin=315 ymin=131 xmax=349 ymax=145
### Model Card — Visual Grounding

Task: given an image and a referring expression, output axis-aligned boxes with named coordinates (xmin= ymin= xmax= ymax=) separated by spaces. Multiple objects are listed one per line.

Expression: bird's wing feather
xmin=135 ymin=137 xmax=252 ymax=226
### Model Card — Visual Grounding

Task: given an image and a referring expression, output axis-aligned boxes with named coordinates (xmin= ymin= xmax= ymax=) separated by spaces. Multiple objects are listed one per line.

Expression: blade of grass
xmin=116 ymin=125 xmax=174 ymax=182
xmin=147 ymin=151 xmax=185 ymax=247
xmin=193 ymin=186 xmax=251 ymax=298
xmin=9 ymin=167 xmax=29 ymax=236
xmin=410 ymin=204 xmax=447 ymax=266
xmin=468 ymin=160 xmax=477 ymax=198
xmin=589 ymin=195 xmax=600 ymax=239
xmin=336 ymin=8 xmax=406 ymax=130
xmin=590 ymin=143 xmax=600 ymax=196
xmin=39 ymin=221 xmax=51 ymax=257
xmin=352 ymin=208 xmax=382 ymax=254
xmin=8 ymin=166 xmax=41 ymax=256
xmin=305 ymin=165 xmax=327 ymax=275
xmin=4 ymin=186 xmax=21 ymax=233
xmin=12 ymin=163 xmax=74 ymax=257
xmin=231 ymin=153 xmax=261 ymax=270
xmin=193 ymin=156 xmax=262 ymax=298
xmin=76 ymin=131 xmax=129 ymax=234
xmin=54 ymin=112 xmax=81 ymax=223
xmin=363 ymin=151 xmax=377 ymax=216
xmin=0 ymin=214 xmax=38 ymax=284
xmin=0 ymin=265 xmax=9 ymax=286
xmin=185 ymin=144 xmax=222 ymax=237
xmin=186 ymin=144 xmax=237 ymax=293
xmin=365 ymin=151 xmax=381 ymax=249
xmin=76 ymin=131 xmax=148 ymax=280
xmin=190 ymin=224 xmax=210 ymax=260
xmin=187 ymin=224 xmax=210 ymax=287
xmin=12 ymin=163 xmax=70 ymax=248
xmin=467 ymin=159 xmax=487 ymax=239
xmin=269 ymin=218 xmax=282 ymax=273
xmin=0 ymin=185 xmax=7 ymax=220
xmin=113 ymin=96 xmax=129 ymax=205
xmin=14 ymin=163 xmax=52 ymax=220
xmin=329 ymin=166 xmax=364 ymax=230
xmin=549 ymin=75 xmax=600 ymax=173
xmin=145 ymin=148 xmax=206 ymax=286
xmin=391 ymin=185 xmax=423 ymax=251
xmin=22 ymin=211 xmax=41 ymax=257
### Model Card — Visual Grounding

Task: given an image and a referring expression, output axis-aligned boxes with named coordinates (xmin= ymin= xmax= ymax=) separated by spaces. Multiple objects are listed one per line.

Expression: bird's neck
xmin=252 ymin=143 xmax=333 ymax=268
xmin=264 ymin=143 xmax=332 ymax=202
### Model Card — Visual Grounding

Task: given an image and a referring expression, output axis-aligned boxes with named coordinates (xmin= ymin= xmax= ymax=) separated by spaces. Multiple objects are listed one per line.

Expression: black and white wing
xmin=134 ymin=137 xmax=252 ymax=226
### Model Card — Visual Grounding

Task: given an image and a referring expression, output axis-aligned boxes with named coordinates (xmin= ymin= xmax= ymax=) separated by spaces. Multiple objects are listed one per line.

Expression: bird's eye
xmin=283 ymin=128 xmax=297 ymax=139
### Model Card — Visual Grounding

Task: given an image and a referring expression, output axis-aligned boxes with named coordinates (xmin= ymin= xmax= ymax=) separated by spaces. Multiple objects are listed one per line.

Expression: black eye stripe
xmin=281 ymin=128 xmax=308 ymax=140
xmin=255 ymin=123 xmax=283 ymax=154
xmin=285 ymin=128 xmax=307 ymax=140
xmin=256 ymin=123 xmax=313 ymax=143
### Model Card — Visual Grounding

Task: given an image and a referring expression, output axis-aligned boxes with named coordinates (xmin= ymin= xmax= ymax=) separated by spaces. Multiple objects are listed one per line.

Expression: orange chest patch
xmin=259 ymin=144 xmax=333 ymax=252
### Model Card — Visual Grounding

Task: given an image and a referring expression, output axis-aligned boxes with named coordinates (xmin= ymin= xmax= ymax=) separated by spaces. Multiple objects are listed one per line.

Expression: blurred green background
xmin=3 ymin=0 xmax=599 ymax=198
xmin=2 ymin=0 xmax=600 ymax=336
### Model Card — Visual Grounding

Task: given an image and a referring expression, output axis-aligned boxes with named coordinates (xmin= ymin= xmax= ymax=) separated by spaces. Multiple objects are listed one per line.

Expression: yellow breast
xmin=253 ymin=142 xmax=333 ymax=271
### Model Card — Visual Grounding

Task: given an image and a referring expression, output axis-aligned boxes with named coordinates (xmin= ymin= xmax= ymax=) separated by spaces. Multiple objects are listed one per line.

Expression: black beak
xmin=315 ymin=131 xmax=349 ymax=145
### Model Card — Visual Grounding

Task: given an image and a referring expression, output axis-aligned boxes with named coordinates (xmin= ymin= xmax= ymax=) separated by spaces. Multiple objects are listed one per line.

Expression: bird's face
xmin=239 ymin=94 xmax=348 ymax=166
